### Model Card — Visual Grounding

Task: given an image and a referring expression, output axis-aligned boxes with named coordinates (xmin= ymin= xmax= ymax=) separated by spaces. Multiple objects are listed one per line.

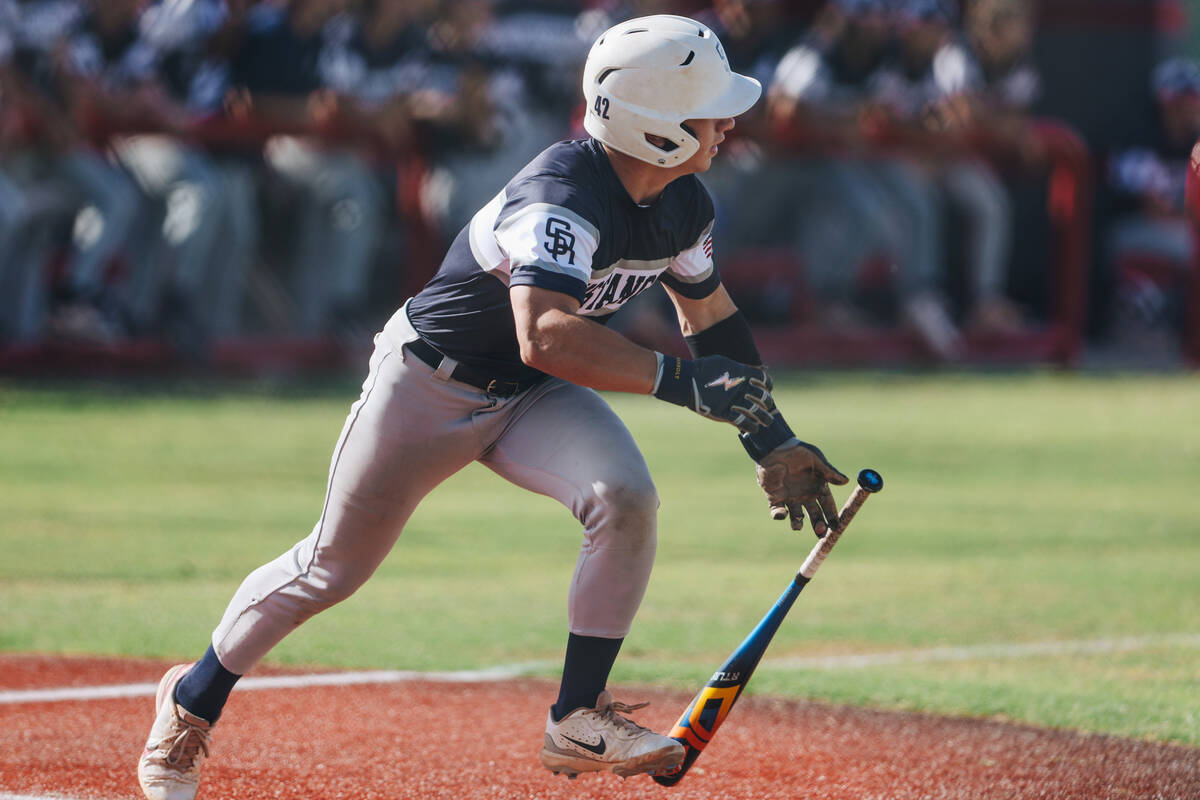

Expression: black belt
xmin=404 ymin=337 xmax=538 ymax=398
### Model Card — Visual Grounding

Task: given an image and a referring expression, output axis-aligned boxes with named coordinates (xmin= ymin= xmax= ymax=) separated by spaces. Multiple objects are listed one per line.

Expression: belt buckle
xmin=485 ymin=378 xmax=519 ymax=397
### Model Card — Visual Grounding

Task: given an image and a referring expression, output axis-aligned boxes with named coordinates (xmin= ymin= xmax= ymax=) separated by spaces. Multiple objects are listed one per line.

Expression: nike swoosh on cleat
xmin=562 ymin=734 xmax=607 ymax=755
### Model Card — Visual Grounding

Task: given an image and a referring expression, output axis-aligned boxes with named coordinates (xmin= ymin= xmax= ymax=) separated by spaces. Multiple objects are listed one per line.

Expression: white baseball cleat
xmin=539 ymin=690 xmax=685 ymax=779
xmin=137 ymin=664 xmax=213 ymax=800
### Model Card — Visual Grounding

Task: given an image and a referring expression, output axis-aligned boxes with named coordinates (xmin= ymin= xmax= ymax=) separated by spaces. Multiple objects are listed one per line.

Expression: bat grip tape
xmin=798 ymin=485 xmax=871 ymax=578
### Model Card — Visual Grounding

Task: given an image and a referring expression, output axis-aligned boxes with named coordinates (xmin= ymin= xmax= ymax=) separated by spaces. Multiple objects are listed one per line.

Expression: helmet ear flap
xmin=646 ymin=122 xmax=699 ymax=157
xmin=646 ymin=135 xmax=679 ymax=154
xmin=637 ymin=123 xmax=702 ymax=165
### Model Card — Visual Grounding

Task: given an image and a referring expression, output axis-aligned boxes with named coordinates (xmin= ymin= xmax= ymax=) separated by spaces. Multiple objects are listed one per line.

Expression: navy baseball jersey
xmin=407 ymin=138 xmax=720 ymax=383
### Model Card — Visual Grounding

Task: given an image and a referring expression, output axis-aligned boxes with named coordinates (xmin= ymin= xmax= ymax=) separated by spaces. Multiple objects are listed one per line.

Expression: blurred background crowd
xmin=0 ymin=0 xmax=1197 ymax=369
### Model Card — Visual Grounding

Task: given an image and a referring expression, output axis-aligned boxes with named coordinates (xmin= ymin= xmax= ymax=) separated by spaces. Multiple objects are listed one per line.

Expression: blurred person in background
xmin=1103 ymin=56 xmax=1200 ymax=356
xmin=698 ymin=0 xmax=794 ymax=90
xmin=576 ymin=0 xmax=684 ymax=34
xmin=226 ymin=0 xmax=384 ymax=340
xmin=477 ymin=0 xmax=588 ymax=121
xmin=0 ymin=0 xmax=61 ymax=343
xmin=101 ymin=0 xmax=257 ymax=354
xmin=768 ymin=0 xmax=962 ymax=360
xmin=871 ymin=0 xmax=1020 ymax=335
xmin=318 ymin=0 xmax=435 ymax=153
xmin=10 ymin=0 xmax=143 ymax=344
xmin=961 ymin=0 xmax=1043 ymax=169
xmin=696 ymin=0 xmax=801 ymax=183
xmin=417 ymin=0 xmax=575 ymax=239
xmin=56 ymin=0 xmax=167 ymax=340
xmin=691 ymin=0 xmax=802 ymax=315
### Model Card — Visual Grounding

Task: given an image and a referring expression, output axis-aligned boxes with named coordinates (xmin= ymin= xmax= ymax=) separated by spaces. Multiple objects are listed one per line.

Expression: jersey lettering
xmin=543 ymin=217 xmax=577 ymax=265
xmin=617 ymin=273 xmax=651 ymax=303
xmin=580 ymin=269 xmax=659 ymax=314
xmin=581 ymin=282 xmax=601 ymax=307
xmin=597 ymin=273 xmax=623 ymax=307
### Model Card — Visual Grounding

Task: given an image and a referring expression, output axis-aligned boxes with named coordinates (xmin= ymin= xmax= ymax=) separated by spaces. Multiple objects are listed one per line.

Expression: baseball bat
xmin=652 ymin=468 xmax=883 ymax=787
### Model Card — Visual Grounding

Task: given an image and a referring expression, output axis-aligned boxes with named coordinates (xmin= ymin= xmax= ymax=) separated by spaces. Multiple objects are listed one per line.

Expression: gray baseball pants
xmin=211 ymin=304 xmax=659 ymax=675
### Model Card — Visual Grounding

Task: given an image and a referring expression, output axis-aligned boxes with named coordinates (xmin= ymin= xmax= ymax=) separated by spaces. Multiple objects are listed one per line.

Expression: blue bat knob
xmin=857 ymin=469 xmax=883 ymax=493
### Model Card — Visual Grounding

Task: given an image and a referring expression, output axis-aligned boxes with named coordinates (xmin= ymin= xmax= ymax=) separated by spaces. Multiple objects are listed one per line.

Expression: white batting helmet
xmin=582 ymin=15 xmax=762 ymax=167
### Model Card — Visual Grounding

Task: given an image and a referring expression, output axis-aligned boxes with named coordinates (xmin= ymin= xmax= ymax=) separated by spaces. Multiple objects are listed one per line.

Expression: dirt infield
xmin=1 ymin=655 xmax=1198 ymax=800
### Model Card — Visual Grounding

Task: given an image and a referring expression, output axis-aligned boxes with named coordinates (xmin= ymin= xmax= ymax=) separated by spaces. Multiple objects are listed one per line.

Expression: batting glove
xmin=754 ymin=439 xmax=849 ymax=537
xmin=652 ymin=353 xmax=776 ymax=434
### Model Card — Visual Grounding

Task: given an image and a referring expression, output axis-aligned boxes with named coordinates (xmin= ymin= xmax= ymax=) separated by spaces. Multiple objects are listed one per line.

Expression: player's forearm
xmin=669 ymin=284 xmax=739 ymax=336
xmin=668 ymin=285 xmax=762 ymax=365
xmin=518 ymin=307 xmax=658 ymax=393
xmin=512 ymin=285 xmax=658 ymax=393
xmin=671 ymin=288 xmax=798 ymax=460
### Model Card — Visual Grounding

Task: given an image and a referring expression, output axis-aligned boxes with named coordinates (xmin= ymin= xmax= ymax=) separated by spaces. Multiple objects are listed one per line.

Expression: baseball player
xmin=137 ymin=15 xmax=848 ymax=798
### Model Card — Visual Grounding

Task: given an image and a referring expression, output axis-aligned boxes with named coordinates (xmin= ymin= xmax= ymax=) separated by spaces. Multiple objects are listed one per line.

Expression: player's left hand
xmin=755 ymin=440 xmax=849 ymax=536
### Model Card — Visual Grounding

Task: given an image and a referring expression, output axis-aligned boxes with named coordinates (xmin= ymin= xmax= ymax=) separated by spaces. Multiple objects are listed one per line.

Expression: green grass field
xmin=2 ymin=372 xmax=1198 ymax=746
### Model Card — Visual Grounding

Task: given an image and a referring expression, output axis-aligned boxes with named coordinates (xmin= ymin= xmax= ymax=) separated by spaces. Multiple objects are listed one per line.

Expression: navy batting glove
xmin=652 ymin=353 xmax=775 ymax=434
xmin=739 ymin=414 xmax=797 ymax=462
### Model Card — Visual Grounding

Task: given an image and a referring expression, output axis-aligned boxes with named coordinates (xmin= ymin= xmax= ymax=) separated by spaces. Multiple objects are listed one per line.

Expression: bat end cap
xmin=857 ymin=468 xmax=884 ymax=493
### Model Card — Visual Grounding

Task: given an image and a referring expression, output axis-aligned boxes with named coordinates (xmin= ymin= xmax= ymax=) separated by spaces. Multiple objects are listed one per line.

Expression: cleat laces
xmin=160 ymin=716 xmax=211 ymax=771
xmin=598 ymin=699 xmax=652 ymax=736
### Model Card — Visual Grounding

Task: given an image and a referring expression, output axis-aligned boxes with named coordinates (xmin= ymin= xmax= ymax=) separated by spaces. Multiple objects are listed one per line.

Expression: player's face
xmin=978 ymin=13 xmax=1032 ymax=66
xmin=681 ymin=117 xmax=736 ymax=173
xmin=901 ymin=19 xmax=948 ymax=63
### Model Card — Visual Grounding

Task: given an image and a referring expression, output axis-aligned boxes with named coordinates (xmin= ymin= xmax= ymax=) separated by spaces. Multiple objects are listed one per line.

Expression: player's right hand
xmin=756 ymin=440 xmax=849 ymax=537
xmin=651 ymin=354 xmax=776 ymax=434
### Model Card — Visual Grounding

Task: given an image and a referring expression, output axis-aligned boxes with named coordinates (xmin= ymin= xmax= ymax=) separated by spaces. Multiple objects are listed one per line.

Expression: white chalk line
xmin=0 ymin=794 xmax=97 ymax=800
xmin=0 ymin=661 xmax=554 ymax=706
xmin=1 ymin=632 xmax=1196 ymax=707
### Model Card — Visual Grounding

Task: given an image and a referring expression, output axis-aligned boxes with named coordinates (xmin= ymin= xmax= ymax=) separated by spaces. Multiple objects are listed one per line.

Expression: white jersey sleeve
xmin=494 ymin=201 xmax=599 ymax=297
xmin=666 ymin=220 xmax=715 ymax=288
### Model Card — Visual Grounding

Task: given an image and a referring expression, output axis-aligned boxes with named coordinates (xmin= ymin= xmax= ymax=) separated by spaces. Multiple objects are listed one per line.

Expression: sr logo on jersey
xmin=544 ymin=217 xmax=577 ymax=266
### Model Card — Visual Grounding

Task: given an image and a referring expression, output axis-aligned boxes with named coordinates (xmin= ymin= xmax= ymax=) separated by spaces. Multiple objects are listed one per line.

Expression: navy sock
xmin=173 ymin=645 xmax=241 ymax=723
xmin=551 ymin=633 xmax=624 ymax=722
